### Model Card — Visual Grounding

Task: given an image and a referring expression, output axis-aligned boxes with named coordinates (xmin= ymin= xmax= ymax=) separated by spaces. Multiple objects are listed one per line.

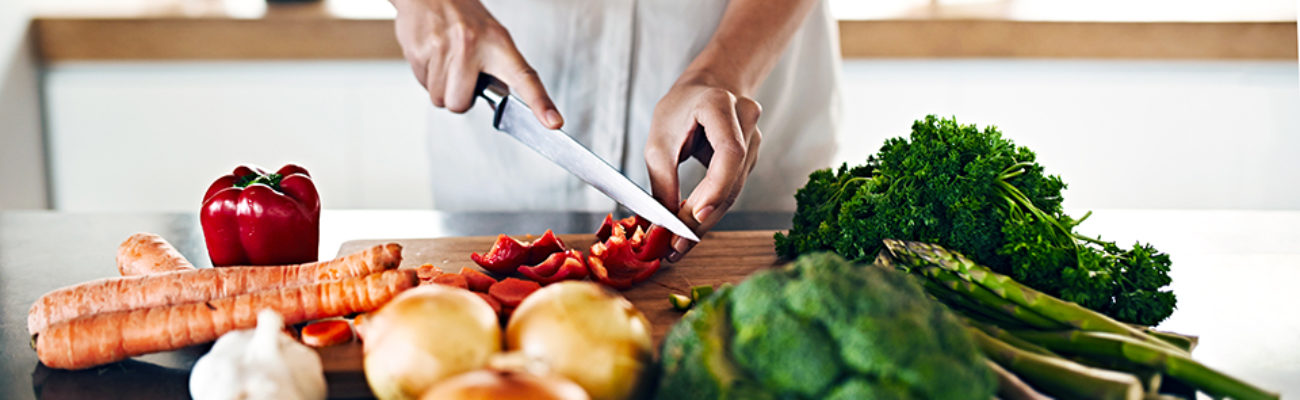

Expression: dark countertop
xmin=4 ymin=209 xmax=1299 ymax=399
xmin=0 ymin=210 xmax=792 ymax=399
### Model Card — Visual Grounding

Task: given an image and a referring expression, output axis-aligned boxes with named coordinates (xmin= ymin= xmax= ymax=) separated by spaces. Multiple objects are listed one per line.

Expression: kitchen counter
xmin=29 ymin=0 xmax=1298 ymax=61
xmin=2 ymin=209 xmax=1299 ymax=398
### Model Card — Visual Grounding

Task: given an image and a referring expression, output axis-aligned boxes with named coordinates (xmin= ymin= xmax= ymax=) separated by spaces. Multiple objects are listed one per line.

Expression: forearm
xmin=682 ymin=0 xmax=820 ymax=95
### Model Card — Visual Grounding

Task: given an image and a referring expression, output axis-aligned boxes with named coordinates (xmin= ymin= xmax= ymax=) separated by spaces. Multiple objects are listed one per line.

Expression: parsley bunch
xmin=775 ymin=115 xmax=1176 ymax=325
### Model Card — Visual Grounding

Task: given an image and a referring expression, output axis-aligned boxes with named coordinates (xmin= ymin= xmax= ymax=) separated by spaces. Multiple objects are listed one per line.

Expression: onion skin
xmin=506 ymin=281 xmax=653 ymax=400
xmin=364 ymin=285 xmax=501 ymax=400
xmin=419 ymin=369 xmax=590 ymax=400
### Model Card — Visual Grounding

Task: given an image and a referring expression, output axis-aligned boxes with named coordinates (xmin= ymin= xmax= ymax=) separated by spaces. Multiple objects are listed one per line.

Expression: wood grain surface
xmin=31 ymin=16 xmax=1298 ymax=61
xmin=316 ymin=230 xmax=783 ymax=398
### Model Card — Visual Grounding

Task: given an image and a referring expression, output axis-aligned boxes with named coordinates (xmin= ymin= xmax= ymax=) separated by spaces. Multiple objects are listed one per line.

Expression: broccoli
xmin=656 ymin=253 xmax=995 ymax=399
xmin=774 ymin=115 xmax=1175 ymax=326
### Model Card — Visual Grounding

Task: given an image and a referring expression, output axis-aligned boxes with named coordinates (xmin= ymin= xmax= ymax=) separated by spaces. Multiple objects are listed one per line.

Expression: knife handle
xmin=475 ymin=73 xmax=510 ymax=111
xmin=475 ymin=73 xmax=511 ymax=128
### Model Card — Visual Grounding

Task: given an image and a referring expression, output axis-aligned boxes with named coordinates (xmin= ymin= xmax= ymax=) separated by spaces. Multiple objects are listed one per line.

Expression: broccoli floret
xmin=656 ymin=253 xmax=995 ymax=399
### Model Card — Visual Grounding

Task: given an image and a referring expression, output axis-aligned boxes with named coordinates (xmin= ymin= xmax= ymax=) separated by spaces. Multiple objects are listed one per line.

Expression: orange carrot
xmin=431 ymin=273 xmax=469 ymax=290
xmin=459 ymin=267 xmax=497 ymax=292
xmin=301 ymin=319 xmax=354 ymax=347
xmin=117 ymin=233 xmax=196 ymax=276
xmin=475 ymin=292 xmax=503 ymax=317
xmin=488 ymin=278 xmax=540 ymax=309
xmin=36 ymin=269 xmax=416 ymax=370
xmin=27 ymin=243 xmax=402 ymax=336
xmin=415 ymin=263 xmax=443 ymax=282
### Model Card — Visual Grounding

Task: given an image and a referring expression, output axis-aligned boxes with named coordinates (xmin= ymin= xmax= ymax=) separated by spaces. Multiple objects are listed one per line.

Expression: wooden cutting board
xmin=317 ymin=230 xmax=784 ymax=398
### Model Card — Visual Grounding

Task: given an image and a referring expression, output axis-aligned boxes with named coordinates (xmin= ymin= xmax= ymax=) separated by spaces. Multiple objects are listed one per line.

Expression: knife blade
xmin=475 ymin=74 xmax=699 ymax=242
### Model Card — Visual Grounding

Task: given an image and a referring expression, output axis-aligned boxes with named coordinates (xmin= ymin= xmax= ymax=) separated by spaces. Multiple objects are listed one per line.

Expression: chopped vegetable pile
xmin=656 ymin=252 xmax=995 ymax=399
xmin=774 ymin=115 xmax=1175 ymax=325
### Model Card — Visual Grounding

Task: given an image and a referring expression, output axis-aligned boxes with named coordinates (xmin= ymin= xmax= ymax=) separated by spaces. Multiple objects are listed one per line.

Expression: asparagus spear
xmin=985 ymin=359 xmax=1053 ymax=400
xmin=967 ymin=327 xmax=1143 ymax=400
xmin=1010 ymin=330 xmax=1280 ymax=400
xmin=877 ymin=253 xmax=1065 ymax=329
xmin=882 ymin=239 xmax=1186 ymax=354
xmin=962 ymin=317 xmax=1059 ymax=358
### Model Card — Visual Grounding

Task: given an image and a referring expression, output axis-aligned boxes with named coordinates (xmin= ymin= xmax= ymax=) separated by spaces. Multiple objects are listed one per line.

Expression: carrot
xmin=475 ymin=292 xmax=503 ymax=317
xmin=301 ymin=319 xmax=354 ymax=347
xmin=117 ymin=233 xmax=196 ymax=276
xmin=36 ymin=269 xmax=416 ymax=370
xmin=415 ymin=263 xmax=442 ymax=281
xmin=27 ymin=243 xmax=402 ymax=336
xmin=459 ymin=267 xmax=497 ymax=292
xmin=353 ymin=312 xmax=372 ymax=341
xmin=488 ymin=278 xmax=541 ymax=309
xmin=431 ymin=273 xmax=469 ymax=290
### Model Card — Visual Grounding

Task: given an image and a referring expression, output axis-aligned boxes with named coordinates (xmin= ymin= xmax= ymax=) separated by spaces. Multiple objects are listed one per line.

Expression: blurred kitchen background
xmin=0 ymin=0 xmax=1297 ymax=212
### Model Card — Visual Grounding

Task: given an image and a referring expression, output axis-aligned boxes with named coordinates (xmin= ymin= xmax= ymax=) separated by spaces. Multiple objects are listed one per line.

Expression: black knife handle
xmin=474 ymin=73 xmax=510 ymax=129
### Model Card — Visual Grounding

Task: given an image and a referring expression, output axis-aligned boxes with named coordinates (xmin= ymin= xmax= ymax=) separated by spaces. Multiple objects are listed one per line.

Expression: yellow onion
xmin=505 ymin=281 xmax=653 ymax=400
xmin=364 ymin=285 xmax=500 ymax=400
xmin=419 ymin=368 xmax=589 ymax=400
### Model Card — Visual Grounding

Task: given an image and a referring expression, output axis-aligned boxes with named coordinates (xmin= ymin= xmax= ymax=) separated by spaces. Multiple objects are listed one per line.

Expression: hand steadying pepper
xmin=201 ymin=165 xmax=321 ymax=266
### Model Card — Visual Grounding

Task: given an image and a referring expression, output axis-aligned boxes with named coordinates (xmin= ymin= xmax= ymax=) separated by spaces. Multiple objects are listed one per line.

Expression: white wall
xmin=43 ymin=59 xmax=1300 ymax=211
xmin=838 ymin=59 xmax=1300 ymax=211
xmin=0 ymin=0 xmax=48 ymax=210
xmin=44 ymin=61 xmax=433 ymax=212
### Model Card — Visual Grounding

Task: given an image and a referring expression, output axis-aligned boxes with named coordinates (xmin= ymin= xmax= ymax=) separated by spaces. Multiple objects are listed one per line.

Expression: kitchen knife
xmin=475 ymin=74 xmax=699 ymax=242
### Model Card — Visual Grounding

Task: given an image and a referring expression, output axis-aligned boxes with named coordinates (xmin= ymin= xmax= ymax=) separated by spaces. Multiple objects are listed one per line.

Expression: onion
xmin=505 ymin=281 xmax=653 ymax=400
xmin=419 ymin=369 xmax=589 ymax=400
xmin=363 ymin=285 xmax=501 ymax=400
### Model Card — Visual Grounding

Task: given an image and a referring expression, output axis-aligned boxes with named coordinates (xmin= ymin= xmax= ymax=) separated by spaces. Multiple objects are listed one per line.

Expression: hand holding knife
xmin=475 ymin=74 xmax=701 ymax=244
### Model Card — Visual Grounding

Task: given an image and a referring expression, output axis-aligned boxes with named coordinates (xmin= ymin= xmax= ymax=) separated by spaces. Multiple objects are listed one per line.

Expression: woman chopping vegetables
xmin=392 ymin=0 xmax=840 ymax=261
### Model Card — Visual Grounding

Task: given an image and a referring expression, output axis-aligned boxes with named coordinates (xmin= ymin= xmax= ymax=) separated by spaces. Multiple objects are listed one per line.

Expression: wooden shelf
xmin=29 ymin=0 xmax=1299 ymax=61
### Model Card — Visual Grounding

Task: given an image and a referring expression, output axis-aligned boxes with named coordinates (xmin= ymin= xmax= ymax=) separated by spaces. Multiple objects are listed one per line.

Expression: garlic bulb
xmin=190 ymin=309 xmax=327 ymax=400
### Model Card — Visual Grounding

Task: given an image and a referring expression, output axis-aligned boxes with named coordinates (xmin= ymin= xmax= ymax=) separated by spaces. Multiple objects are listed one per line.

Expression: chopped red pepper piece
xmin=633 ymin=225 xmax=674 ymax=262
xmin=525 ymin=229 xmax=567 ymax=264
xmin=588 ymin=224 xmax=662 ymax=290
xmin=518 ymin=249 xmax=589 ymax=285
xmin=459 ymin=267 xmax=498 ymax=292
xmin=596 ymin=214 xmax=651 ymax=242
xmin=470 ymin=235 xmax=530 ymax=275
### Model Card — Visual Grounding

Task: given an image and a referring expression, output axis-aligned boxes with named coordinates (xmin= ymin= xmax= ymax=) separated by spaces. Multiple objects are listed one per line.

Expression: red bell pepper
xmin=200 ymin=164 xmax=320 ymax=266
xmin=518 ymin=249 xmax=589 ymax=284
xmin=470 ymin=235 xmax=531 ymax=275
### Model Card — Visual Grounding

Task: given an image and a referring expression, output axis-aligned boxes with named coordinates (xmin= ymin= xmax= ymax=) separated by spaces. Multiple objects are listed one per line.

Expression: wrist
xmin=675 ymin=65 xmax=754 ymax=97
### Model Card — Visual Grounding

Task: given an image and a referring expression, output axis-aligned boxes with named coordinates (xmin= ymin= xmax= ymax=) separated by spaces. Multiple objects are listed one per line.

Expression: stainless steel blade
xmin=488 ymin=94 xmax=699 ymax=242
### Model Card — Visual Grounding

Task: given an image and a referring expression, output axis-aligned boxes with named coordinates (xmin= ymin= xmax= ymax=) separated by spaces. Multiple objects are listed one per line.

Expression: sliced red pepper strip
xmin=518 ymin=250 xmax=589 ymax=285
xmin=470 ymin=234 xmax=530 ymax=275
xmin=525 ymin=229 xmax=567 ymax=265
xmin=488 ymin=278 xmax=542 ymax=308
xmin=459 ymin=267 xmax=498 ymax=292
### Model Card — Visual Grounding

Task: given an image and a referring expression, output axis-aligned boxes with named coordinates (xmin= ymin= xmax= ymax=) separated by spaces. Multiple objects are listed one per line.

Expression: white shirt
xmin=426 ymin=0 xmax=841 ymax=212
